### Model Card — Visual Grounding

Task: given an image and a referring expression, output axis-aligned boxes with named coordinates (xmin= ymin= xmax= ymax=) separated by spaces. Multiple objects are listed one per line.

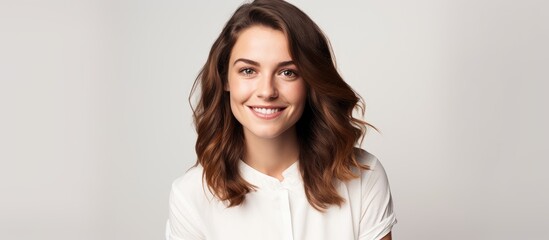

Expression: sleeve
xmin=166 ymin=176 xmax=206 ymax=240
xmin=358 ymin=155 xmax=397 ymax=240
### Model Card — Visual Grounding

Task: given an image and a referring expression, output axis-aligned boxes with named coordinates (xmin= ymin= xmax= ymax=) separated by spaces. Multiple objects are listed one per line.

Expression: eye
xmin=239 ymin=68 xmax=256 ymax=76
xmin=279 ymin=69 xmax=298 ymax=79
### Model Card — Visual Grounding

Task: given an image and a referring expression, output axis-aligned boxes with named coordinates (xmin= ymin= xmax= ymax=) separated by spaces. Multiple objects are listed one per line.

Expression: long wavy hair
xmin=191 ymin=0 xmax=374 ymax=211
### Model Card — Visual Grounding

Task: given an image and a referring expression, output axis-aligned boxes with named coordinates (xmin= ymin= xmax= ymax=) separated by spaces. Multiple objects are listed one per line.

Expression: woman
xmin=167 ymin=0 xmax=396 ymax=239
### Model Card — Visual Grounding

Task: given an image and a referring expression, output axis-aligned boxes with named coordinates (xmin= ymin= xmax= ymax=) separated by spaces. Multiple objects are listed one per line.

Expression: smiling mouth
xmin=248 ymin=106 xmax=286 ymax=119
xmin=251 ymin=107 xmax=284 ymax=115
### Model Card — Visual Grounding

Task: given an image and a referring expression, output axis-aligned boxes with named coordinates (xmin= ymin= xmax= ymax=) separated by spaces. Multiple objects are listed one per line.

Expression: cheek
xmin=288 ymin=82 xmax=307 ymax=107
xmin=228 ymin=76 xmax=254 ymax=102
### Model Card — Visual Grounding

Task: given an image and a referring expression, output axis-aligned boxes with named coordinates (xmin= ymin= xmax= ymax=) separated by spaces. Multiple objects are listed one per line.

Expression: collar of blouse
xmin=238 ymin=160 xmax=302 ymax=191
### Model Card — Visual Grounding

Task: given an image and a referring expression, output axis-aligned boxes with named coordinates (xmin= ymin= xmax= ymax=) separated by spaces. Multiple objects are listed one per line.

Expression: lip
xmin=247 ymin=105 xmax=286 ymax=120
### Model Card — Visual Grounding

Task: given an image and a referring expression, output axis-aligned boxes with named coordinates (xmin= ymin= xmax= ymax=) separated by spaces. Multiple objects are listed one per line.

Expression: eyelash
xmin=238 ymin=68 xmax=299 ymax=79
xmin=280 ymin=69 xmax=298 ymax=78
xmin=239 ymin=68 xmax=256 ymax=76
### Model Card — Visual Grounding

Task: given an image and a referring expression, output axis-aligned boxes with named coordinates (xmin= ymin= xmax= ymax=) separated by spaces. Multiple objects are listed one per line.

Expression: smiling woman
xmin=167 ymin=0 xmax=396 ymax=239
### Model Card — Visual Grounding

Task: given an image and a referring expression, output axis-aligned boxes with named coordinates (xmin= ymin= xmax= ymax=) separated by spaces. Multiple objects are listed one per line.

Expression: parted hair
xmin=190 ymin=0 xmax=374 ymax=211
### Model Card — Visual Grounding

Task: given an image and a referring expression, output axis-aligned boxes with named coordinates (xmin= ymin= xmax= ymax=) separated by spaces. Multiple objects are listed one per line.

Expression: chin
xmin=244 ymin=127 xmax=291 ymax=140
xmin=248 ymin=130 xmax=283 ymax=140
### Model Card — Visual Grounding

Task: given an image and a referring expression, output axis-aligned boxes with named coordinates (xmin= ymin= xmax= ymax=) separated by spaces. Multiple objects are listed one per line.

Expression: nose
xmin=256 ymin=75 xmax=278 ymax=100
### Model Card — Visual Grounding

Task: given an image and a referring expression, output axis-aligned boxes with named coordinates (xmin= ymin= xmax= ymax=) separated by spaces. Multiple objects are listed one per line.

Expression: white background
xmin=1 ymin=0 xmax=548 ymax=239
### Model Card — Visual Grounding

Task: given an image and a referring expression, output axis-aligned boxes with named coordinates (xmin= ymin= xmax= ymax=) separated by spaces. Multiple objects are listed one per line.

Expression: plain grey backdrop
xmin=1 ymin=0 xmax=548 ymax=239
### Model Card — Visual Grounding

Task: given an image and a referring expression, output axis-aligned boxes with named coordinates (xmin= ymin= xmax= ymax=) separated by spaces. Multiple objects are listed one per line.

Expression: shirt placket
xmin=279 ymin=187 xmax=293 ymax=240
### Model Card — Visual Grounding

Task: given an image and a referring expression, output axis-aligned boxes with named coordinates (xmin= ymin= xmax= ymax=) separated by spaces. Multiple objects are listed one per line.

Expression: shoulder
xmin=172 ymin=164 xmax=204 ymax=189
xmin=168 ymin=165 xmax=211 ymax=239
xmin=353 ymin=148 xmax=398 ymax=238
xmin=355 ymin=148 xmax=381 ymax=170
xmin=170 ymin=164 xmax=213 ymax=206
xmin=353 ymin=148 xmax=392 ymax=195
xmin=171 ymin=165 xmax=204 ymax=192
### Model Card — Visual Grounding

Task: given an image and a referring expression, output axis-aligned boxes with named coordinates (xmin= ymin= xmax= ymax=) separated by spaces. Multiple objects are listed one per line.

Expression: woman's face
xmin=226 ymin=25 xmax=307 ymax=141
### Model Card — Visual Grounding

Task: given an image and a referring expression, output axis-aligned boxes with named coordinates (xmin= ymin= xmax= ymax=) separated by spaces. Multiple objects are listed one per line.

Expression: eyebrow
xmin=233 ymin=58 xmax=295 ymax=68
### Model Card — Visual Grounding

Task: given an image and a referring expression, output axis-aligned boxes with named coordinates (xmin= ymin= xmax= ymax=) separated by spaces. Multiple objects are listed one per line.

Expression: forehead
xmin=230 ymin=25 xmax=292 ymax=63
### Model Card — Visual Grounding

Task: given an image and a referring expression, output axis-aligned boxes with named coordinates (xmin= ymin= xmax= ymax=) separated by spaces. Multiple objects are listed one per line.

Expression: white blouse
xmin=166 ymin=149 xmax=396 ymax=240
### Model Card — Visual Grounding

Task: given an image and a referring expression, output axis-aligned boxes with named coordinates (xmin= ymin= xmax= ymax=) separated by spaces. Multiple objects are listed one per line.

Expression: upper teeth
xmin=253 ymin=107 xmax=280 ymax=115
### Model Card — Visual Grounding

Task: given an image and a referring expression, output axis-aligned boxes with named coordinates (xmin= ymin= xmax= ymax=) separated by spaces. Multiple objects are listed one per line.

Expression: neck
xmin=242 ymin=127 xmax=300 ymax=181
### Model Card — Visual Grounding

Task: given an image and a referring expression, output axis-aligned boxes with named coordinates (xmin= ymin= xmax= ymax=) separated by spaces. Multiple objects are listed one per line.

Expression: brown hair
xmin=190 ymin=0 xmax=374 ymax=211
